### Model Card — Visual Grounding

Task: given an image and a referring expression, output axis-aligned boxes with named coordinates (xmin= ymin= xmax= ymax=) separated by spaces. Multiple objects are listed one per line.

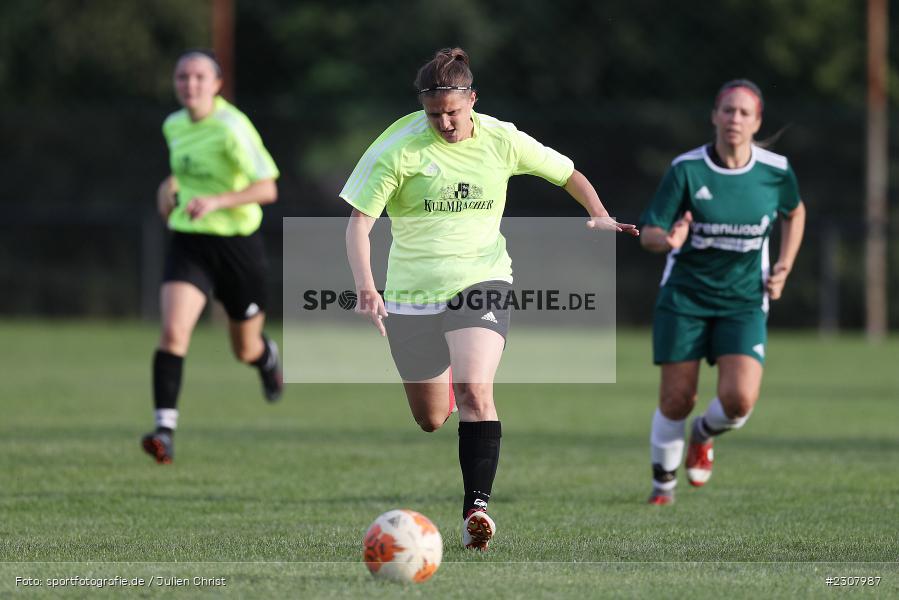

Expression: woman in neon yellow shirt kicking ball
xmin=343 ymin=47 xmax=638 ymax=550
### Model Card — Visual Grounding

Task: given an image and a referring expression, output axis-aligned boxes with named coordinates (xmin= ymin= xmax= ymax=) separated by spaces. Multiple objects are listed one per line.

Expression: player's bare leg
xmin=649 ymin=361 xmax=700 ymax=504
xmin=687 ymin=355 xmax=762 ymax=486
xmin=228 ymin=312 xmax=265 ymax=362
xmin=403 ymin=367 xmax=455 ymax=432
xmin=229 ymin=312 xmax=283 ymax=402
xmin=158 ymin=281 xmax=207 ymax=355
xmin=446 ymin=327 xmax=503 ymax=549
xmin=716 ymin=354 xmax=763 ymax=418
xmin=143 ymin=282 xmax=207 ymax=463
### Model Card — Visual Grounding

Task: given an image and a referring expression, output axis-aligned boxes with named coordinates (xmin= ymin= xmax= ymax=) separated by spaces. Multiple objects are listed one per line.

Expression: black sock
xmin=652 ymin=463 xmax=676 ymax=489
xmin=153 ymin=350 xmax=183 ymax=411
xmin=693 ymin=417 xmax=727 ymax=444
xmin=251 ymin=335 xmax=273 ymax=371
xmin=458 ymin=420 xmax=502 ymax=518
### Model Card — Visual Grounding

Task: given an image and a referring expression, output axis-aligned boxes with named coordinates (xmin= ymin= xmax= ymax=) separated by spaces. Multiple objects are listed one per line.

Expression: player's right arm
xmin=157 ymin=176 xmax=178 ymax=221
xmin=640 ymin=212 xmax=693 ymax=253
xmin=346 ymin=209 xmax=388 ymax=336
xmin=639 ymin=163 xmax=691 ymax=253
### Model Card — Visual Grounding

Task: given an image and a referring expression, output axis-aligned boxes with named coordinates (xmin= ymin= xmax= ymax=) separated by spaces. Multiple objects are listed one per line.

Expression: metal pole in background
xmin=865 ymin=0 xmax=888 ymax=341
xmin=212 ymin=0 xmax=235 ymax=102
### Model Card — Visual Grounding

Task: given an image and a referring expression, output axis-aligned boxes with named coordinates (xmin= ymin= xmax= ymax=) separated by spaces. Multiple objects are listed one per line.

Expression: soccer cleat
xmin=648 ymin=489 xmax=675 ymax=505
xmin=685 ymin=437 xmax=714 ymax=487
xmin=462 ymin=509 xmax=495 ymax=550
xmin=141 ymin=430 xmax=174 ymax=464
xmin=259 ymin=338 xmax=283 ymax=402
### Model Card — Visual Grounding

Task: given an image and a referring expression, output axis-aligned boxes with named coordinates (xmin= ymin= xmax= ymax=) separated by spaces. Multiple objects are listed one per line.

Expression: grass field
xmin=1 ymin=321 xmax=897 ymax=598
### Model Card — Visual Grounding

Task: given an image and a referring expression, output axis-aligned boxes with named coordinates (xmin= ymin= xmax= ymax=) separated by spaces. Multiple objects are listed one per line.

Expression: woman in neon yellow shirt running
xmin=141 ymin=50 xmax=282 ymax=465
xmin=342 ymin=48 xmax=638 ymax=550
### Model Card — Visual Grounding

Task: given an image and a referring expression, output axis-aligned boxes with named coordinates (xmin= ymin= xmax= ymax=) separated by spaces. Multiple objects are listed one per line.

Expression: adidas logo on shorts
xmin=481 ymin=311 xmax=498 ymax=324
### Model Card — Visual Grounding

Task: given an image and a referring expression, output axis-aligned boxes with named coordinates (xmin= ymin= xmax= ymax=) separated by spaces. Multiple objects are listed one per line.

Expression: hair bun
xmin=415 ymin=47 xmax=473 ymax=93
xmin=435 ymin=47 xmax=469 ymax=65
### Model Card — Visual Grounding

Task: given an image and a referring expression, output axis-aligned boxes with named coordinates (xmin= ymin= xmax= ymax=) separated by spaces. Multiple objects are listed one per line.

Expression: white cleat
xmin=462 ymin=509 xmax=496 ymax=551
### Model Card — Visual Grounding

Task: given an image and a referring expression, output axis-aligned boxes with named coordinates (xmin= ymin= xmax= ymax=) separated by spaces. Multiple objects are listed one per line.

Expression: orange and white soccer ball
xmin=363 ymin=509 xmax=442 ymax=583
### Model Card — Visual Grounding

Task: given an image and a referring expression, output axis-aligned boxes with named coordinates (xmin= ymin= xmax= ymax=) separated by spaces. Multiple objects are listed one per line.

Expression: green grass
xmin=1 ymin=321 xmax=897 ymax=598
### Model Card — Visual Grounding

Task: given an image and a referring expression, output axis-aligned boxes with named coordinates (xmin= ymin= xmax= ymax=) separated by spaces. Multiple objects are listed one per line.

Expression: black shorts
xmin=163 ymin=231 xmax=268 ymax=321
xmin=384 ymin=280 xmax=512 ymax=381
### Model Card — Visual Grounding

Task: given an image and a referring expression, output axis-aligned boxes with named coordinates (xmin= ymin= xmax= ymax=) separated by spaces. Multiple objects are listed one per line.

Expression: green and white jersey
xmin=340 ymin=110 xmax=574 ymax=306
xmin=640 ymin=144 xmax=801 ymax=316
xmin=163 ymin=96 xmax=279 ymax=237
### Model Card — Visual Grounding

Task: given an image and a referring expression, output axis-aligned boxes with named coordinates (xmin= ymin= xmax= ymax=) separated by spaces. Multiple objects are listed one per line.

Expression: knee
xmin=456 ymin=384 xmax=494 ymax=418
xmin=159 ymin=324 xmax=190 ymax=355
xmin=718 ymin=391 xmax=756 ymax=420
xmin=659 ymin=388 xmax=697 ymax=420
xmin=414 ymin=415 xmax=444 ymax=433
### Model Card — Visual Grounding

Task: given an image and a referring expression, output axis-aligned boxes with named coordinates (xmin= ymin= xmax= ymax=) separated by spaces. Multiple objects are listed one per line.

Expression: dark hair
xmin=176 ymin=49 xmax=223 ymax=79
xmin=714 ymin=78 xmax=764 ymax=113
xmin=414 ymin=48 xmax=473 ymax=95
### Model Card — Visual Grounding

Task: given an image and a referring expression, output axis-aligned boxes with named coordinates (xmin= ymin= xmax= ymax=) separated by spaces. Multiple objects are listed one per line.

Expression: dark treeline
xmin=1 ymin=0 xmax=896 ymax=327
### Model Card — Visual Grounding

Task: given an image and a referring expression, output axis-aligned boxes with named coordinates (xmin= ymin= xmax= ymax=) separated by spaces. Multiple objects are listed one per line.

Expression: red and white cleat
xmin=685 ymin=440 xmax=714 ymax=487
xmin=462 ymin=509 xmax=495 ymax=550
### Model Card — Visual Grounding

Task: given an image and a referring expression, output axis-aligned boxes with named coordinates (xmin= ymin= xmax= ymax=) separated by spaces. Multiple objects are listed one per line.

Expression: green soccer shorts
xmin=652 ymin=307 xmax=768 ymax=366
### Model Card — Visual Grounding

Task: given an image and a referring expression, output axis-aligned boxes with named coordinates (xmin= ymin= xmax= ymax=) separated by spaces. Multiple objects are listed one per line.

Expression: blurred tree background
xmin=1 ymin=0 xmax=896 ymax=328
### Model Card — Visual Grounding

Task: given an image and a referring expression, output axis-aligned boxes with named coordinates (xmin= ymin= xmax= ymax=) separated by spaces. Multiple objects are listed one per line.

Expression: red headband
xmin=715 ymin=86 xmax=763 ymax=114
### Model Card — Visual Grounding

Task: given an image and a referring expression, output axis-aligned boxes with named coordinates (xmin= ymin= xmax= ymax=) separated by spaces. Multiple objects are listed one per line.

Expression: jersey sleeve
xmin=777 ymin=163 xmax=801 ymax=215
xmin=339 ymin=139 xmax=401 ymax=218
xmin=224 ymin=116 xmax=280 ymax=182
xmin=639 ymin=164 xmax=688 ymax=229
xmin=510 ymin=129 xmax=574 ymax=186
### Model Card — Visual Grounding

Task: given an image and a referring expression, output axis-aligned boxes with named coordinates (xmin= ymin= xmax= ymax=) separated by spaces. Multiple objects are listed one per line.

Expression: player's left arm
xmin=767 ymin=201 xmax=806 ymax=300
xmin=563 ymin=169 xmax=639 ymax=236
xmin=185 ymin=179 xmax=278 ymax=220
xmin=187 ymin=117 xmax=280 ymax=220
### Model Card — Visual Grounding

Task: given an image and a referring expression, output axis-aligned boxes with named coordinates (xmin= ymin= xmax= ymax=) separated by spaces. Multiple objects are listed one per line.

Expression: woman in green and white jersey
xmin=343 ymin=48 xmax=638 ymax=550
xmin=639 ymin=80 xmax=806 ymax=504
xmin=141 ymin=50 xmax=282 ymax=465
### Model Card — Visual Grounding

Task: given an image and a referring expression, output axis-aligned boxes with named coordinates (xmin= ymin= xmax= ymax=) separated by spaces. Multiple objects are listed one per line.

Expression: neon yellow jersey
xmin=163 ymin=96 xmax=279 ymax=236
xmin=340 ymin=110 xmax=574 ymax=304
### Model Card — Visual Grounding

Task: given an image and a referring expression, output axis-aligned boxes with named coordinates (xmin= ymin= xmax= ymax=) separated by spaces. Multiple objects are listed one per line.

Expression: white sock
xmin=155 ymin=409 xmax=178 ymax=430
xmin=700 ymin=397 xmax=750 ymax=434
xmin=650 ymin=409 xmax=685 ymax=489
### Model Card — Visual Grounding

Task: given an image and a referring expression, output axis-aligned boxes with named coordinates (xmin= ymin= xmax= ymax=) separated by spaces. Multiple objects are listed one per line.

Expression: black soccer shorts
xmin=163 ymin=231 xmax=268 ymax=321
